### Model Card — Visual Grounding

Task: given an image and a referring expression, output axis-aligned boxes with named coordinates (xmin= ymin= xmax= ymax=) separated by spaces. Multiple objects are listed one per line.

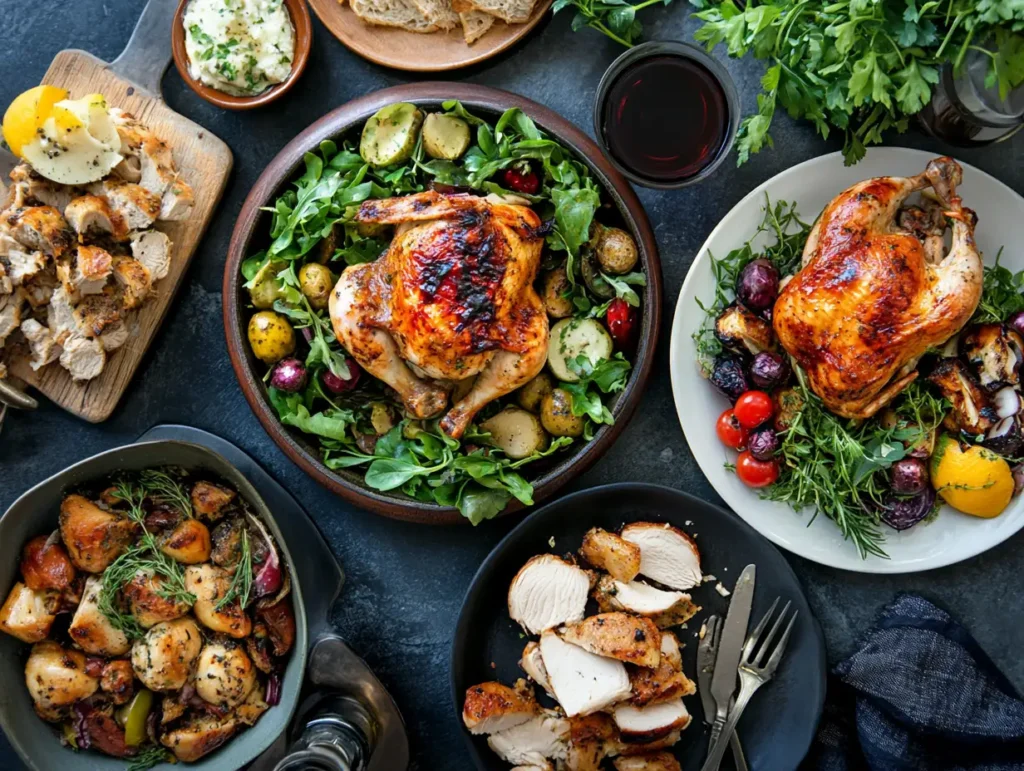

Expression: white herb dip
xmin=183 ymin=0 xmax=295 ymax=97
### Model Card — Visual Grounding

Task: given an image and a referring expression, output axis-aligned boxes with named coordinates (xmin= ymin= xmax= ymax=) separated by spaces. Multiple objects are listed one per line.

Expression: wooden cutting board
xmin=6 ymin=0 xmax=232 ymax=422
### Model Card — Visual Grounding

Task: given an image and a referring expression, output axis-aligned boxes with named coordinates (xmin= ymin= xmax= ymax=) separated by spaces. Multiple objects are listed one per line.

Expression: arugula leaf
xmin=601 ymin=271 xmax=646 ymax=306
xmin=562 ymin=354 xmax=632 ymax=425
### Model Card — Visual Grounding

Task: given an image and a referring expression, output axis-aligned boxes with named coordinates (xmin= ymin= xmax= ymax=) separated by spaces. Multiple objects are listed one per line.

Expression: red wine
xmin=600 ymin=55 xmax=730 ymax=183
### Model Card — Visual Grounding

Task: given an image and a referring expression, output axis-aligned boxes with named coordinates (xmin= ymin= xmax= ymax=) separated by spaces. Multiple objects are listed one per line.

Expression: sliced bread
xmin=453 ymin=0 xmax=535 ymax=23
xmin=350 ymin=0 xmax=437 ymax=32
xmin=411 ymin=0 xmax=461 ymax=29
xmin=459 ymin=10 xmax=495 ymax=43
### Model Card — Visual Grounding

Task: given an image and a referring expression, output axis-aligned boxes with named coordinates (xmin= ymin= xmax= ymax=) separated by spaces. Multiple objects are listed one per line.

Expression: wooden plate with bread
xmin=308 ymin=0 xmax=552 ymax=72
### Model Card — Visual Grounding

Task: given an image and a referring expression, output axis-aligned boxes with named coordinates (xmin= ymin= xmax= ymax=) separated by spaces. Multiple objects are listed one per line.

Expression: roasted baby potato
xmin=360 ymin=102 xmax=423 ymax=168
xmin=580 ymin=528 xmax=641 ymax=582
xmin=59 ymin=494 xmax=137 ymax=573
xmin=123 ymin=571 xmax=192 ymax=628
xmin=20 ymin=535 xmax=75 ymax=592
xmin=248 ymin=311 xmax=296 ymax=365
xmin=0 ymin=581 xmax=58 ymax=643
xmin=541 ymin=267 xmax=574 ymax=319
xmin=185 ymin=564 xmax=252 ymax=638
xmin=481 ymin=407 xmax=549 ymax=460
xmin=517 ymin=372 xmax=554 ymax=413
xmin=422 ymin=113 xmax=471 ymax=160
xmin=191 ymin=481 xmax=236 ymax=521
xmin=69 ymin=575 xmax=131 ymax=656
xmin=247 ymin=260 xmax=286 ymax=309
xmin=298 ymin=263 xmax=333 ymax=311
xmin=131 ymin=617 xmax=203 ymax=691
xmin=25 ymin=641 xmax=99 ymax=721
xmin=593 ymin=225 xmax=639 ymax=275
xmin=540 ymin=388 xmax=585 ymax=438
xmin=159 ymin=518 xmax=211 ymax=564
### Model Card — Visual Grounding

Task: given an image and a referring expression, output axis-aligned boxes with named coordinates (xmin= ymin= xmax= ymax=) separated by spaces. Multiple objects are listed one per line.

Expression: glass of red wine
xmin=594 ymin=41 xmax=740 ymax=189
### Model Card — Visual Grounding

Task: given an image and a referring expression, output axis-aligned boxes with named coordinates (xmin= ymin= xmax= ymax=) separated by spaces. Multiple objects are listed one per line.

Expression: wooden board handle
xmin=108 ymin=0 xmax=175 ymax=97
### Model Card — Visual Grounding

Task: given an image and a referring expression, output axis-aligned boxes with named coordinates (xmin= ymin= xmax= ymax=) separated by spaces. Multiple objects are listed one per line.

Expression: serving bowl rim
xmin=222 ymin=82 xmax=663 ymax=525
xmin=0 ymin=438 xmax=308 ymax=771
xmin=171 ymin=0 xmax=312 ymax=111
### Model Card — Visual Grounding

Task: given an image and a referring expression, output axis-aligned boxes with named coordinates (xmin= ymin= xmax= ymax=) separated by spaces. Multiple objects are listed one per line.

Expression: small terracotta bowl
xmin=171 ymin=0 xmax=311 ymax=110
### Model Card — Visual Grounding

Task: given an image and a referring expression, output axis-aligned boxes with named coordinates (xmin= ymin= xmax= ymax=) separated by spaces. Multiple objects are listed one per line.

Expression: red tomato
xmin=502 ymin=165 xmax=540 ymax=195
xmin=715 ymin=409 xmax=748 ymax=450
xmin=606 ymin=298 xmax=637 ymax=349
xmin=734 ymin=390 xmax=774 ymax=429
xmin=736 ymin=451 xmax=779 ymax=488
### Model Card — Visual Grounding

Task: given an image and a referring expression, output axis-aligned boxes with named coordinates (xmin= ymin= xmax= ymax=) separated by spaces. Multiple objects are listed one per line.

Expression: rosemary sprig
xmin=126 ymin=746 xmax=175 ymax=771
xmin=139 ymin=469 xmax=194 ymax=518
xmin=216 ymin=528 xmax=253 ymax=611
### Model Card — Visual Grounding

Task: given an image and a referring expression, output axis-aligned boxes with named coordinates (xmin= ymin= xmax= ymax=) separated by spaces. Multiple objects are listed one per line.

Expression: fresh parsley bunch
xmin=688 ymin=0 xmax=1024 ymax=164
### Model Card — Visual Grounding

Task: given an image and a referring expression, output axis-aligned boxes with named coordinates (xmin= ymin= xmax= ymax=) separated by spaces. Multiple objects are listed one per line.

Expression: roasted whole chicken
xmin=330 ymin=191 xmax=549 ymax=438
xmin=773 ymin=157 xmax=982 ymax=419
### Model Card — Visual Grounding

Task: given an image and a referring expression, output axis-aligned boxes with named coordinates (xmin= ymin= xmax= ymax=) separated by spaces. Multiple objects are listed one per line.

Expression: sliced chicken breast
xmin=64 ymin=195 xmax=128 ymax=241
xmin=462 ymin=679 xmax=538 ymax=735
xmin=539 ymin=630 xmax=632 ymax=717
xmin=660 ymin=632 xmax=682 ymax=672
xmin=520 ymin=641 xmax=554 ymax=697
xmin=620 ymin=523 xmax=702 ymax=590
xmin=560 ymin=612 xmax=661 ymax=668
xmin=99 ymin=318 xmax=131 ymax=352
xmin=628 ymin=656 xmax=696 ymax=707
xmin=6 ymin=247 xmax=47 ymax=286
xmin=613 ymin=752 xmax=683 ymax=771
xmin=88 ymin=180 xmax=160 ymax=231
xmin=487 ymin=710 xmax=569 ymax=767
xmin=580 ymin=528 xmax=641 ymax=582
xmin=511 ymin=764 xmax=553 ymax=771
xmin=508 ymin=555 xmax=591 ymax=636
xmin=0 ymin=291 xmax=24 ymax=345
xmin=568 ymin=712 xmax=620 ymax=771
xmin=60 ymin=333 xmax=107 ymax=381
xmin=131 ymin=230 xmax=172 ymax=280
xmin=612 ymin=699 xmax=691 ymax=744
xmin=20 ymin=318 xmax=59 ymax=371
xmin=5 ymin=205 xmax=73 ymax=258
xmin=593 ymin=575 xmax=701 ymax=629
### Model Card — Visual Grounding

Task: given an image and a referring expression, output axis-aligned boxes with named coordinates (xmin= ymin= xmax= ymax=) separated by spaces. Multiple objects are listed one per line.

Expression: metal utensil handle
xmin=731 ymin=732 xmax=749 ymax=771
xmin=108 ymin=0 xmax=175 ymax=97
xmin=0 ymin=378 xmax=37 ymax=410
xmin=701 ymin=672 xmax=763 ymax=771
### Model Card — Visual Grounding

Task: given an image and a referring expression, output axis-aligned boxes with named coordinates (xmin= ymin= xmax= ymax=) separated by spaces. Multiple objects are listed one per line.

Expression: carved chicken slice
xmin=774 ymin=157 xmax=983 ymax=419
xmin=330 ymin=191 xmax=548 ymax=438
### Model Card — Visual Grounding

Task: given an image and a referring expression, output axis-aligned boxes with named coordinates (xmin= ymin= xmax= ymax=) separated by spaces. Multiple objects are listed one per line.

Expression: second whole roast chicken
xmin=330 ymin=190 xmax=549 ymax=438
xmin=773 ymin=157 xmax=983 ymax=419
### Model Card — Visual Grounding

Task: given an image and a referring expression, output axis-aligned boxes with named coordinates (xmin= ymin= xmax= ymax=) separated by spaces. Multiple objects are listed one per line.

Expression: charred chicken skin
xmin=330 ymin=191 xmax=549 ymax=438
xmin=773 ymin=157 xmax=982 ymax=419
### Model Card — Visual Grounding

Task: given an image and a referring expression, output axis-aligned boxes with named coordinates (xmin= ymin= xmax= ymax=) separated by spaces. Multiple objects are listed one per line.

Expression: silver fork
xmin=700 ymin=598 xmax=799 ymax=771
xmin=698 ymin=616 xmax=749 ymax=771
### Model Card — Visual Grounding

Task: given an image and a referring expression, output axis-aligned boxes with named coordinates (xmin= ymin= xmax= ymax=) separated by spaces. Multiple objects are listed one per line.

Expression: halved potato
xmin=422 ymin=113 xmax=470 ymax=160
xmin=360 ymin=102 xmax=423 ymax=167
xmin=481 ymin=407 xmax=549 ymax=459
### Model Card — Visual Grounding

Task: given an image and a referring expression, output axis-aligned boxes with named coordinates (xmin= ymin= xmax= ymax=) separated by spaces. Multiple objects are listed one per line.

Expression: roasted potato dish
xmin=0 ymin=467 xmax=295 ymax=766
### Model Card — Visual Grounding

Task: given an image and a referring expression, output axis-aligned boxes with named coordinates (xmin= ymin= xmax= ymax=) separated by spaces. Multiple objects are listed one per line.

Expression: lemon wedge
xmin=931 ymin=433 xmax=1014 ymax=518
xmin=2 ymin=85 xmax=68 ymax=157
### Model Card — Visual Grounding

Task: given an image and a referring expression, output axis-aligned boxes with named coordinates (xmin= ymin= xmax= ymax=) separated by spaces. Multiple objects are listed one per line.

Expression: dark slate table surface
xmin=2 ymin=2 xmax=1023 ymax=769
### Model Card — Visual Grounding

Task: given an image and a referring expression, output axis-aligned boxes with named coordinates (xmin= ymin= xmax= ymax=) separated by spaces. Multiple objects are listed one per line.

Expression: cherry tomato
xmin=734 ymin=390 xmax=774 ymax=429
xmin=606 ymin=298 xmax=637 ymax=349
xmin=501 ymin=164 xmax=540 ymax=195
xmin=736 ymin=451 xmax=779 ymax=488
xmin=715 ymin=409 xmax=748 ymax=450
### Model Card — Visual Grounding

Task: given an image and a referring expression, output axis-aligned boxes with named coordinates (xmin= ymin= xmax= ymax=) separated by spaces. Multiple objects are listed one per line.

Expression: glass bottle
xmin=273 ymin=695 xmax=376 ymax=771
xmin=918 ymin=49 xmax=1024 ymax=146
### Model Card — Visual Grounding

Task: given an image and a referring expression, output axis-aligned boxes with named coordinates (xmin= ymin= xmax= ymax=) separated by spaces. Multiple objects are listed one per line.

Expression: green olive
xmin=540 ymin=388 xmax=585 ymax=438
xmin=541 ymin=268 xmax=574 ymax=319
xmin=517 ymin=372 xmax=554 ymax=413
xmin=595 ymin=226 xmax=639 ymax=275
xmin=299 ymin=263 xmax=334 ymax=311
xmin=248 ymin=311 xmax=296 ymax=365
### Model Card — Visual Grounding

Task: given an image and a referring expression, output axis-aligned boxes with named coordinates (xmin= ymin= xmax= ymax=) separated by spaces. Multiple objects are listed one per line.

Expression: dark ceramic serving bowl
xmin=0 ymin=441 xmax=308 ymax=771
xmin=223 ymin=83 xmax=663 ymax=525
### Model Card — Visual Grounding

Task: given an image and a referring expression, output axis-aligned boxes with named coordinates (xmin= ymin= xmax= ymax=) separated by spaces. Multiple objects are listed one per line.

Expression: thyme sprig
xmin=126 ymin=746 xmax=175 ymax=771
xmin=139 ymin=469 xmax=193 ymax=518
xmin=216 ymin=528 xmax=253 ymax=611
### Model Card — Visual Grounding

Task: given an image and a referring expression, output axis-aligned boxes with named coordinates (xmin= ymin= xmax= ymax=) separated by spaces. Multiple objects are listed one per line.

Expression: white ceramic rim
xmin=670 ymin=146 xmax=1024 ymax=574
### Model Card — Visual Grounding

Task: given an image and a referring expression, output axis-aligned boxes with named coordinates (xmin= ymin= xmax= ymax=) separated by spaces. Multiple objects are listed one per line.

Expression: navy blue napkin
xmin=803 ymin=593 xmax=1024 ymax=771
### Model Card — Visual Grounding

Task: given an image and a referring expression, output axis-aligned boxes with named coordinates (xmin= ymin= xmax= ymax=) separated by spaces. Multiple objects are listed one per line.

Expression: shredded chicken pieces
xmin=0 ymin=108 xmax=191 ymax=382
xmin=465 ymin=522 xmax=706 ymax=769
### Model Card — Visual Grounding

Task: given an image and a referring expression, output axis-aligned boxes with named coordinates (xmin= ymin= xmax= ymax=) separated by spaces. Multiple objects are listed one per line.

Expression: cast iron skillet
xmin=0 ymin=441 xmax=308 ymax=771
xmin=223 ymin=83 xmax=662 ymax=525
xmin=450 ymin=483 xmax=827 ymax=771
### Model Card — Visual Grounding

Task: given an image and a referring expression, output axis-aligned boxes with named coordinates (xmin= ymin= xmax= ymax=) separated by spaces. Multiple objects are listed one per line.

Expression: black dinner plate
xmin=450 ymin=483 xmax=827 ymax=771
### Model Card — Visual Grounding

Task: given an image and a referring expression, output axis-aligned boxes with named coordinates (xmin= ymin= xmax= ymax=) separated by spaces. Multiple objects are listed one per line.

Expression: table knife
xmin=698 ymin=616 xmax=749 ymax=771
xmin=707 ymin=564 xmax=756 ymax=759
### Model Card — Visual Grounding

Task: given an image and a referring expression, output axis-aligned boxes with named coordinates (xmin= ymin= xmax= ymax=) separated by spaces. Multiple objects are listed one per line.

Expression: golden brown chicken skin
xmin=331 ymin=191 xmax=549 ymax=438
xmin=773 ymin=157 xmax=982 ymax=419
